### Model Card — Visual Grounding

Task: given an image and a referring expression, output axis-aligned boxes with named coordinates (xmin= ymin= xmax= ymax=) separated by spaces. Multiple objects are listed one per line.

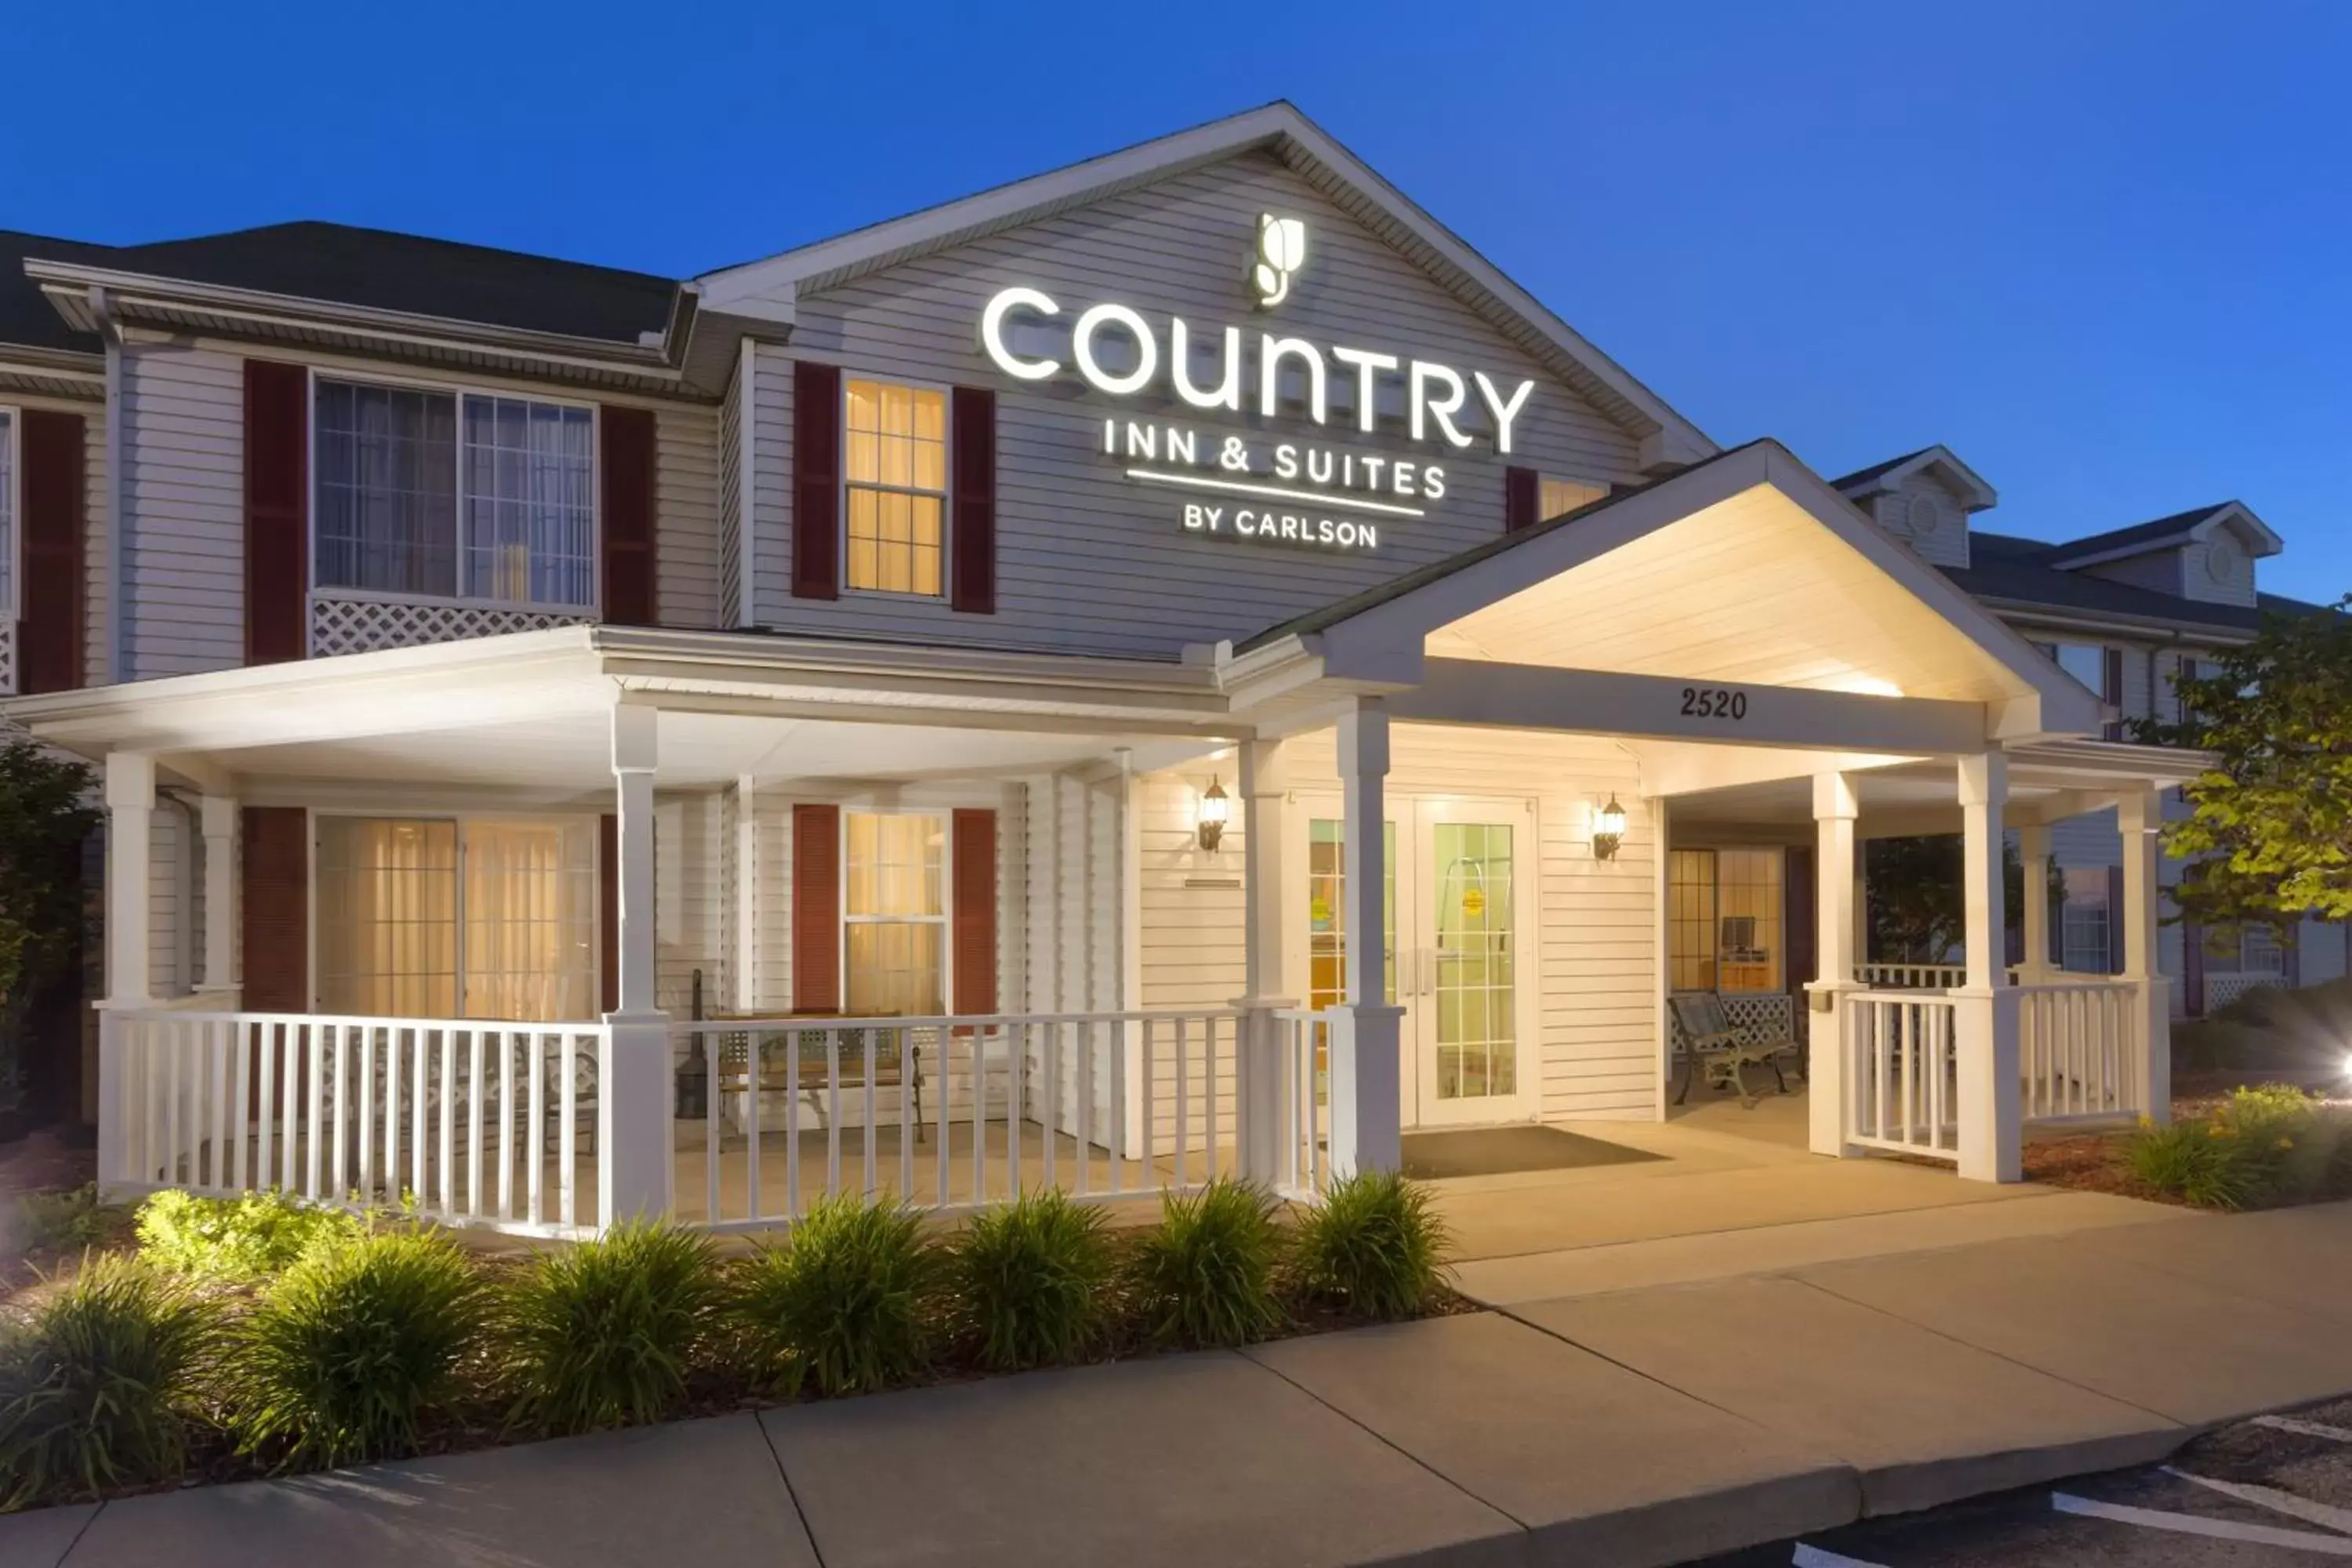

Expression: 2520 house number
xmin=1679 ymin=686 xmax=1749 ymax=720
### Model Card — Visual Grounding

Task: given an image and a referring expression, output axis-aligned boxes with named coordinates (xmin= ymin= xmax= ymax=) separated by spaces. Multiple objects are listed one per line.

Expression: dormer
xmin=1829 ymin=445 xmax=1998 ymax=569
xmin=2043 ymin=502 xmax=2281 ymax=609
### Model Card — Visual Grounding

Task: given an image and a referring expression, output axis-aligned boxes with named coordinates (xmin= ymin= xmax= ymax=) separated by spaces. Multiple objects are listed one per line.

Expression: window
xmin=1668 ymin=848 xmax=1783 ymax=993
xmin=314 ymin=376 xmax=595 ymax=608
xmin=2047 ymin=641 xmax=2108 ymax=696
xmin=2059 ymin=868 xmax=2112 ymax=973
xmin=844 ymin=379 xmax=946 ymax=596
xmin=844 ymin=811 xmax=947 ymax=1015
xmin=314 ymin=816 xmax=597 ymax=1020
xmin=1539 ymin=476 xmax=1606 ymax=522
xmin=2205 ymin=925 xmax=2286 ymax=976
xmin=0 ymin=408 xmax=14 ymax=618
xmin=1307 ymin=818 xmax=1397 ymax=1010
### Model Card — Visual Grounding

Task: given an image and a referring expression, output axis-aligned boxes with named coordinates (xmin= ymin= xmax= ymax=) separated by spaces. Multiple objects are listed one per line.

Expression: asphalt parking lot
xmin=1695 ymin=1398 xmax=2352 ymax=1565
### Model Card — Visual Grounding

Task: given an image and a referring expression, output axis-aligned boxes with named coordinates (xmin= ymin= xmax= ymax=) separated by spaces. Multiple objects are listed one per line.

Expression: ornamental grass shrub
xmin=945 ymin=1189 xmax=1115 ymax=1371
xmin=2124 ymin=1086 xmax=2352 ymax=1210
xmin=1287 ymin=1171 xmax=1450 ymax=1322
xmin=0 ymin=1258 xmax=218 ymax=1509
xmin=2125 ymin=1119 xmax=2256 ymax=1210
xmin=229 ymin=1231 xmax=485 ymax=1469
xmin=735 ymin=1194 xmax=936 ymax=1397
xmin=1127 ymin=1178 xmax=1284 ymax=1348
xmin=500 ymin=1221 xmax=722 ymax=1434
xmin=136 ymin=1189 xmax=365 ymax=1283
xmin=12 ymin=1185 xmax=127 ymax=1257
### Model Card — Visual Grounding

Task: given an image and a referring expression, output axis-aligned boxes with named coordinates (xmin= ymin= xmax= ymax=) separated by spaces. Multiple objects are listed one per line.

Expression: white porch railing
xmin=1856 ymin=962 xmax=1969 ymax=990
xmin=2019 ymin=979 xmax=2145 ymax=1124
xmin=1842 ymin=991 xmax=1960 ymax=1161
xmin=672 ymin=1009 xmax=1242 ymax=1232
xmin=1274 ymin=1007 xmax=1332 ymax=1200
xmin=109 ymin=1010 xmax=608 ymax=1237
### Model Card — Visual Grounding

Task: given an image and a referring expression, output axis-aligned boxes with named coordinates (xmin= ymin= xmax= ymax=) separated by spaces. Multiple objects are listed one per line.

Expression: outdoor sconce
xmin=1197 ymin=776 xmax=1230 ymax=852
xmin=1593 ymin=795 xmax=1626 ymax=862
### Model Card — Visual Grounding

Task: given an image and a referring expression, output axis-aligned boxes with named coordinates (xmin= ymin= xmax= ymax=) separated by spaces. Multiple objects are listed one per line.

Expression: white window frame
xmin=0 ymin=404 xmax=20 ymax=622
xmin=307 ymin=807 xmax=604 ymax=1022
xmin=837 ymin=806 xmax=956 ymax=1017
xmin=838 ymin=372 xmax=953 ymax=602
xmin=307 ymin=366 xmax=603 ymax=614
xmin=1668 ymin=844 xmax=1786 ymax=996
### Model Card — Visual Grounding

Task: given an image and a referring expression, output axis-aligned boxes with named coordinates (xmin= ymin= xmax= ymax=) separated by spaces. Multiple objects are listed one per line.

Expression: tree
xmin=2158 ymin=598 xmax=2352 ymax=931
xmin=0 ymin=731 xmax=99 ymax=1018
xmin=1865 ymin=834 xmax=2060 ymax=964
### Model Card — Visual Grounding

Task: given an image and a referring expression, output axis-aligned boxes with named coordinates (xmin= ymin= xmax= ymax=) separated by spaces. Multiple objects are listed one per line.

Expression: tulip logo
xmin=1247 ymin=213 xmax=1308 ymax=309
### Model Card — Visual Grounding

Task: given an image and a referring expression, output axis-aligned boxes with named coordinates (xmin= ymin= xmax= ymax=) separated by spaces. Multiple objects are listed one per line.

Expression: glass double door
xmin=1300 ymin=796 xmax=1536 ymax=1128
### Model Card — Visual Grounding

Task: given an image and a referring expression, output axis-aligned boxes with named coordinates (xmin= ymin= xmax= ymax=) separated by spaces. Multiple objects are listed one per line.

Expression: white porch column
xmin=199 ymin=795 xmax=238 ymax=995
xmin=1806 ymin=771 xmax=1860 ymax=1158
xmin=2017 ymin=822 xmax=2053 ymax=984
xmin=1953 ymin=751 xmax=2021 ymax=1181
xmin=2118 ymin=789 xmax=2172 ymax=1123
xmin=602 ymin=705 xmax=672 ymax=1225
xmin=98 ymin=751 xmax=155 ymax=1191
xmin=1234 ymin=738 xmax=1294 ymax=1185
xmin=1327 ymin=702 xmax=1403 ymax=1178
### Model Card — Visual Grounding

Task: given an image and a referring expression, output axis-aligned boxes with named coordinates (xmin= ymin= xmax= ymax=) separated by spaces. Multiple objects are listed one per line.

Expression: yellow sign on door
xmin=1461 ymin=887 xmax=1486 ymax=917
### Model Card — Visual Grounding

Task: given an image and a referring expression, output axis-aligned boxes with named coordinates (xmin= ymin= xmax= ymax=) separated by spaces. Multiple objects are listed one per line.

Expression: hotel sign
xmin=975 ymin=216 xmax=1534 ymax=555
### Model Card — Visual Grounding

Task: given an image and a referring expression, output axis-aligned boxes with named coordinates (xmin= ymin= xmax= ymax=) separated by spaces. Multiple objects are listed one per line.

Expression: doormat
xmin=1400 ymin=1125 xmax=1665 ymax=1181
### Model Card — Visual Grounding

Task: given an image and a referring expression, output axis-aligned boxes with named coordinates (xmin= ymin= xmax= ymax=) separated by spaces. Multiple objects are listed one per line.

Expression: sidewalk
xmin=13 ymin=1198 xmax=2352 ymax=1568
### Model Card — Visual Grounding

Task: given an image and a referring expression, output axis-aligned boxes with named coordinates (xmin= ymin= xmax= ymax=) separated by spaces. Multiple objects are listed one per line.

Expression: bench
xmin=1668 ymin=991 xmax=1801 ymax=1109
xmin=696 ymin=1017 xmax=926 ymax=1141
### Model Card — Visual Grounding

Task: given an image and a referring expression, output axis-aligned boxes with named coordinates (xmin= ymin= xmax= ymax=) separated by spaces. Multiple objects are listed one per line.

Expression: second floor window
xmin=314 ymin=378 xmax=596 ymax=608
xmin=844 ymin=378 xmax=946 ymax=597
xmin=1539 ymin=476 xmax=1606 ymax=521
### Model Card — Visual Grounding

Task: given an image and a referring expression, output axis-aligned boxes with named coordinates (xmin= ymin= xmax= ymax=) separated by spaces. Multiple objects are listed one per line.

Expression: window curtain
xmin=463 ymin=397 xmax=594 ymax=606
xmin=462 ymin=820 xmax=597 ymax=1022
xmin=315 ymin=818 xmax=459 ymax=1016
xmin=314 ymin=381 xmax=459 ymax=596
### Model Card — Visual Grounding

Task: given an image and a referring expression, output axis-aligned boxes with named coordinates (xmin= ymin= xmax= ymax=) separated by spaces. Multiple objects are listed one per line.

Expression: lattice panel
xmin=2205 ymin=973 xmax=2283 ymax=1016
xmin=1668 ymin=990 xmax=1803 ymax=1056
xmin=310 ymin=595 xmax=590 ymax=657
xmin=0 ymin=619 xmax=14 ymax=695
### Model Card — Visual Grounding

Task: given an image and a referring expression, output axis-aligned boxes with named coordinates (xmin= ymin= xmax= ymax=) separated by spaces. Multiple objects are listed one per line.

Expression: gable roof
xmin=693 ymin=101 xmax=1714 ymax=470
xmin=20 ymin=221 xmax=677 ymax=347
xmin=1947 ymin=530 xmax=2320 ymax=635
xmin=1828 ymin=444 xmax=1998 ymax=510
xmin=2043 ymin=500 xmax=2283 ymax=569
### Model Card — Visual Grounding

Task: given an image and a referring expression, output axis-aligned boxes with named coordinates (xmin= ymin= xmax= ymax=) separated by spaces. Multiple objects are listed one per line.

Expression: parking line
xmin=2165 ymin=1467 xmax=2352 ymax=1537
xmin=1792 ymin=1545 xmax=1889 ymax=1568
xmin=2053 ymin=1491 xmax=2352 ymax=1554
xmin=2259 ymin=1415 xmax=2352 ymax=1444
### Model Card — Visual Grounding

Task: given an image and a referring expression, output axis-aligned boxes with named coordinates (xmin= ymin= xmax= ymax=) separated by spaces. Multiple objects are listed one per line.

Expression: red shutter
xmin=2107 ymin=865 xmax=2125 ymax=974
xmin=793 ymin=803 xmax=841 ymax=1012
xmin=952 ymin=809 xmax=999 ymax=1015
xmin=244 ymin=360 xmax=309 ymax=664
xmin=2285 ymin=924 xmax=2303 ymax=989
xmin=599 ymin=813 xmax=619 ymax=1014
xmin=600 ymin=405 xmax=658 ymax=626
xmin=792 ymin=361 xmax=840 ymax=600
xmin=2101 ymin=647 xmax=2126 ymax=740
xmin=18 ymin=409 xmax=86 ymax=693
xmin=1504 ymin=466 xmax=1539 ymax=533
xmin=2183 ymin=920 xmax=2206 ymax=1015
xmin=241 ymin=807 xmax=308 ymax=1011
xmin=950 ymin=387 xmax=996 ymax=614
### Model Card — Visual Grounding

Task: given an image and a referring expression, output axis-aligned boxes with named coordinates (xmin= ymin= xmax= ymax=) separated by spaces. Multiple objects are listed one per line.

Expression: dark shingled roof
xmin=2042 ymin=504 xmax=2241 ymax=564
xmin=11 ymin=221 xmax=679 ymax=347
xmin=1827 ymin=448 xmax=1933 ymax=492
xmin=0 ymin=230 xmax=111 ymax=354
xmin=1943 ymin=531 xmax=2322 ymax=632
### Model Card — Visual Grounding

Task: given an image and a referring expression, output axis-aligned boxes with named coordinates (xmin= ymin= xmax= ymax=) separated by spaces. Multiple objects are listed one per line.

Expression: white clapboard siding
xmin=655 ymin=793 xmax=725 ymax=1018
xmin=655 ymin=405 xmax=722 ymax=630
xmin=717 ymin=363 xmax=744 ymax=629
xmin=122 ymin=344 xmax=245 ymax=679
xmin=743 ymin=151 xmax=1643 ymax=654
xmin=1871 ymin=470 xmax=1975 ymax=569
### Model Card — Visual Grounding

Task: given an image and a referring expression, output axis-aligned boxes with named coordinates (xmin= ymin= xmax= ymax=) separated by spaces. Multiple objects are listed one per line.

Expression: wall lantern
xmin=1593 ymin=795 xmax=1626 ymax=862
xmin=1197 ymin=776 xmax=1231 ymax=852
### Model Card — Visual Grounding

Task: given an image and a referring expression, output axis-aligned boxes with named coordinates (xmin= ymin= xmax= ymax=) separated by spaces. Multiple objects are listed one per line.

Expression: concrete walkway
xmin=13 ymin=1199 xmax=2352 ymax=1568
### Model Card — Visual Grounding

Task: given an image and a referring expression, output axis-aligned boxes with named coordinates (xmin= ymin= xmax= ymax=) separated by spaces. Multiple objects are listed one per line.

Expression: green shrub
xmin=502 ymin=1221 xmax=721 ymax=1433
xmin=2125 ymin=1120 xmax=2256 ymax=1210
xmin=945 ymin=1189 xmax=1113 ymax=1371
xmin=735 ymin=1194 xmax=936 ymax=1397
xmin=1127 ymin=1178 xmax=1285 ymax=1348
xmin=136 ymin=1189 xmax=365 ymax=1282
xmin=0 ymin=1257 xmax=218 ymax=1508
xmin=1287 ymin=1171 xmax=1450 ymax=1321
xmin=229 ymin=1231 xmax=484 ymax=1469
xmin=13 ymin=1185 xmax=125 ymax=1255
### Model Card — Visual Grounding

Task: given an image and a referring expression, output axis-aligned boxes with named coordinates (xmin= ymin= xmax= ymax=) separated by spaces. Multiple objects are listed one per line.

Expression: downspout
xmin=91 ymin=286 xmax=129 ymax=686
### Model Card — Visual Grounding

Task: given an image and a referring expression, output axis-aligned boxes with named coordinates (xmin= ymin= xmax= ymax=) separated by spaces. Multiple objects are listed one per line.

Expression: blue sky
xmin=9 ymin=2 xmax=2346 ymax=597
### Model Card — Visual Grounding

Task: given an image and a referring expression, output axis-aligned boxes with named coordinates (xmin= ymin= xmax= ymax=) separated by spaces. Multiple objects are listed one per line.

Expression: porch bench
xmin=1668 ymin=991 xmax=1802 ymax=1109
xmin=697 ymin=1016 xmax=926 ymax=1142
